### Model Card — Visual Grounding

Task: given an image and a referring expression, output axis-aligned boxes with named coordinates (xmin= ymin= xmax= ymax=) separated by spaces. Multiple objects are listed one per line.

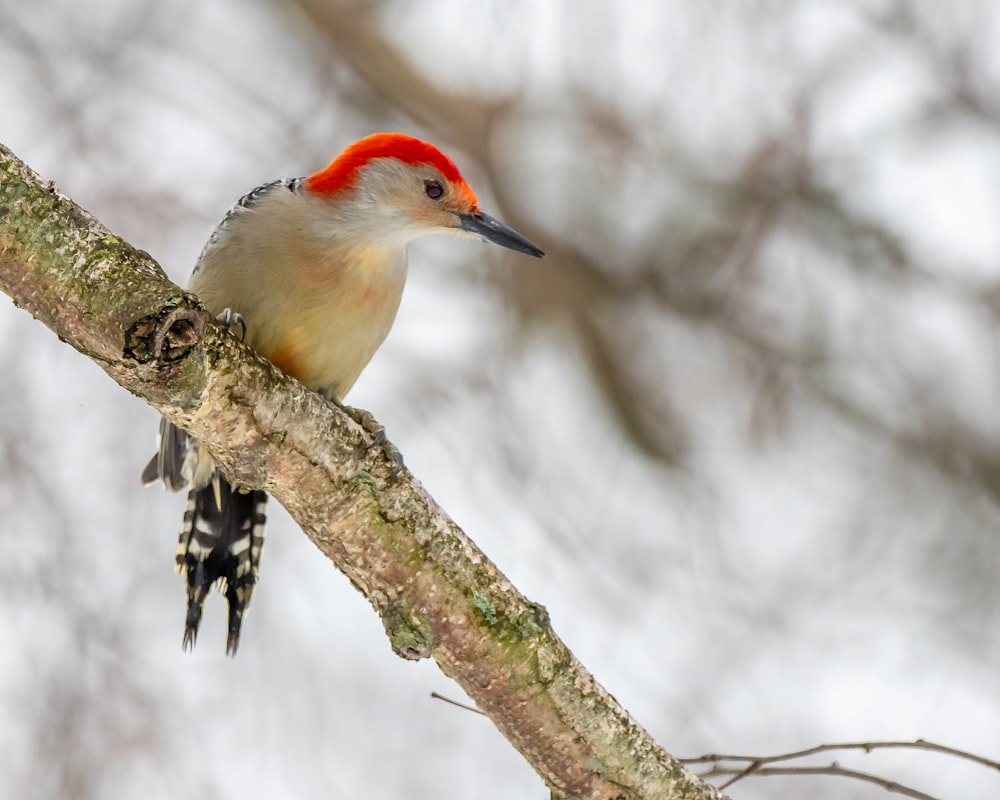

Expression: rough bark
xmin=0 ymin=143 xmax=724 ymax=800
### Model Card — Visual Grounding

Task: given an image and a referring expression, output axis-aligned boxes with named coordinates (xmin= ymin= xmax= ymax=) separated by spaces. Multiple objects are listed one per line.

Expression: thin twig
xmin=697 ymin=763 xmax=939 ymax=800
xmin=680 ymin=737 xmax=1000 ymax=773
xmin=429 ymin=691 xmax=487 ymax=716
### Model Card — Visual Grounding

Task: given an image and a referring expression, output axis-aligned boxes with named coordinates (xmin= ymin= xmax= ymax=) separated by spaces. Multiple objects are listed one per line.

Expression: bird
xmin=142 ymin=132 xmax=545 ymax=655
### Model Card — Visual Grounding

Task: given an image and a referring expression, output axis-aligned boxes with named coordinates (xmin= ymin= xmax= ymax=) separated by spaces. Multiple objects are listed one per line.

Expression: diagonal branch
xmin=0 ymin=143 xmax=724 ymax=800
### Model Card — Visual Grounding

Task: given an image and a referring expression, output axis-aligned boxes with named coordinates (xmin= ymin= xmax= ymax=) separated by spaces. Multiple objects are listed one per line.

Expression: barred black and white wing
xmin=193 ymin=177 xmax=304 ymax=275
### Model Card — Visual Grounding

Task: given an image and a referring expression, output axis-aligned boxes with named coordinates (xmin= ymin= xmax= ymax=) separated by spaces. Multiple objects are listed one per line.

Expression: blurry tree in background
xmin=1 ymin=1 xmax=999 ymax=798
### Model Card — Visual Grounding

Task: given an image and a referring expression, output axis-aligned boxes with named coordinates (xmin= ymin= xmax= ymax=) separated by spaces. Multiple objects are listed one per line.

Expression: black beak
xmin=460 ymin=211 xmax=545 ymax=258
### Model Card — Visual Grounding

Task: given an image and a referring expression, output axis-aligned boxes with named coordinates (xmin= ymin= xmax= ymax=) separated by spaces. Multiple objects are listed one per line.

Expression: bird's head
xmin=305 ymin=133 xmax=544 ymax=258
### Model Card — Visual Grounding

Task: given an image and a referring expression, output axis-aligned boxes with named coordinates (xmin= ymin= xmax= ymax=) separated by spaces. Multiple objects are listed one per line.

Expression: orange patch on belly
xmin=268 ymin=340 xmax=302 ymax=380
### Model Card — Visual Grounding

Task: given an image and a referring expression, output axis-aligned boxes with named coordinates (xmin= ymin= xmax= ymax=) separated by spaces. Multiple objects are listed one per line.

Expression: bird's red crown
xmin=306 ymin=133 xmax=472 ymax=200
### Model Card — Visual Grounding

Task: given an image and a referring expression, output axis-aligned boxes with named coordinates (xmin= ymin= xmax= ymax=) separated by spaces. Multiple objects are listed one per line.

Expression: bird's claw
xmin=218 ymin=308 xmax=247 ymax=342
xmin=342 ymin=405 xmax=404 ymax=477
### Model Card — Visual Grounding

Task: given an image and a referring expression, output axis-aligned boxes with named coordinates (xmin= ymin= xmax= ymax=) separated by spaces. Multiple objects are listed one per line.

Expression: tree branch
xmin=0 ymin=143 xmax=723 ymax=800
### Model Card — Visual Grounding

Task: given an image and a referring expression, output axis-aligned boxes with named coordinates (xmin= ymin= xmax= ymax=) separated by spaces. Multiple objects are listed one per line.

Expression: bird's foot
xmin=341 ymin=404 xmax=404 ymax=478
xmin=218 ymin=308 xmax=247 ymax=342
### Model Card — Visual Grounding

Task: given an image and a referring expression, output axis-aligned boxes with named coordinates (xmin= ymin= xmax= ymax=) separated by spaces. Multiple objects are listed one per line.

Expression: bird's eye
xmin=424 ymin=179 xmax=444 ymax=200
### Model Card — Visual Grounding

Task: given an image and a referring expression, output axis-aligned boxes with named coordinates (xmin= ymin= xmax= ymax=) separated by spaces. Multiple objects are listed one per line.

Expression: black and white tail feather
xmin=178 ymin=471 xmax=266 ymax=655
xmin=142 ymin=420 xmax=267 ymax=656
xmin=141 ymin=309 xmax=266 ymax=656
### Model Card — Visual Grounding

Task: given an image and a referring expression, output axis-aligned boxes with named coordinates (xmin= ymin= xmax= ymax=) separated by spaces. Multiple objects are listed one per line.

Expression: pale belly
xmin=245 ymin=265 xmax=406 ymax=400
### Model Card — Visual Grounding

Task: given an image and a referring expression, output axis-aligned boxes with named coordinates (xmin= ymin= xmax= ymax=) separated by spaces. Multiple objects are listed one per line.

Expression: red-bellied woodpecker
xmin=142 ymin=133 xmax=544 ymax=655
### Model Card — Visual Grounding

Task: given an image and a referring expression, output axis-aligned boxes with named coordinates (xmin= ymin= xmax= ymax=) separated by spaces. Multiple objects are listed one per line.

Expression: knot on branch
xmin=382 ymin=599 xmax=437 ymax=661
xmin=125 ymin=303 xmax=207 ymax=364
